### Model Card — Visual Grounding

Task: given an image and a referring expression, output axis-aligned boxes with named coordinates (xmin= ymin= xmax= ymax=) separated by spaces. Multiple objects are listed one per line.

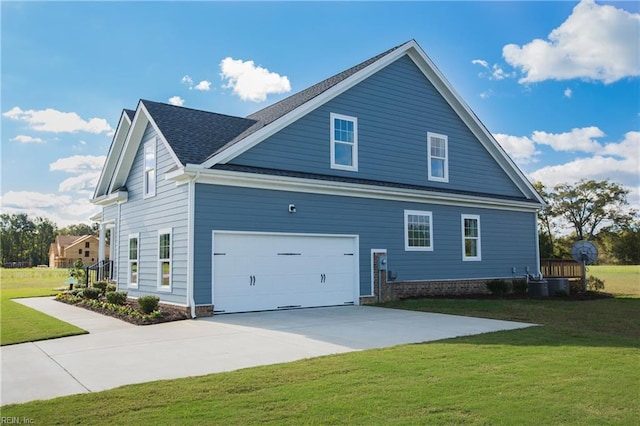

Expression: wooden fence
xmin=540 ymin=258 xmax=583 ymax=279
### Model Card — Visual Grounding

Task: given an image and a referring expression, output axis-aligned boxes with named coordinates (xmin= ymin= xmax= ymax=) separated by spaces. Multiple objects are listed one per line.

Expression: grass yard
xmin=0 ymin=268 xmax=87 ymax=345
xmin=588 ymin=264 xmax=639 ymax=296
xmin=2 ymin=270 xmax=639 ymax=424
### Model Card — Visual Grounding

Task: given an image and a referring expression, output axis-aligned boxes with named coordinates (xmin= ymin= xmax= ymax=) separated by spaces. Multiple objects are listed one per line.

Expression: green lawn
xmin=3 ymin=276 xmax=639 ymax=423
xmin=588 ymin=264 xmax=639 ymax=296
xmin=0 ymin=268 xmax=87 ymax=345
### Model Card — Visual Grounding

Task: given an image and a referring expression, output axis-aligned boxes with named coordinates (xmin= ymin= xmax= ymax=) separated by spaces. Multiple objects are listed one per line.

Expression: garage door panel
xmin=213 ymin=233 xmax=357 ymax=313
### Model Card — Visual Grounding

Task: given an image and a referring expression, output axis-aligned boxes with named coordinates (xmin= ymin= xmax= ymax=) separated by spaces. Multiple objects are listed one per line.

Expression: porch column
xmin=98 ymin=223 xmax=106 ymax=280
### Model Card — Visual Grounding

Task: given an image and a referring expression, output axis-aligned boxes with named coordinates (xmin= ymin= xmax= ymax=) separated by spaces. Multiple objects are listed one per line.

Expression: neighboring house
xmin=91 ymin=40 xmax=545 ymax=317
xmin=49 ymin=235 xmax=109 ymax=268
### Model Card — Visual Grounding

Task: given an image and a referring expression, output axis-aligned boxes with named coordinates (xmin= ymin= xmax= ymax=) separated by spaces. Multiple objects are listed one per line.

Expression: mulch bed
xmin=409 ymin=291 xmax=615 ymax=301
xmin=56 ymin=297 xmax=190 ymax=325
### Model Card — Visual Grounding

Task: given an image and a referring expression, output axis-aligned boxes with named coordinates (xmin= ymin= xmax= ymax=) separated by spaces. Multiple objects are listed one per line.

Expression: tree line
xmin=1 ymin=179 xmax=638 ymax=267
xmin=0 ymin=213 xmax=99 ymax=266
xmin=535 ymin=179 xmax=639 ymax=264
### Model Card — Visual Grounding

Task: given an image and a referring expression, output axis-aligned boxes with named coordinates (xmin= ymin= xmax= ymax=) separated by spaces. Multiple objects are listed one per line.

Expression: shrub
xmin=106 ymin=283 xmax=117 ymax=293
xmin=512 ymin=279 xmax=527 ymax=296
xmin=137 ymin=295 xmax=160 ymax=314
xmin=93 ymin=281 xmax=108 ymax=295
xmin=486 ymin=279 xmax=511 ymax=296
xmin=587 ymin=275 xmax=605 ymax=292
xmin=83 ymin=287 xmax=101 ymax=300
xmin=106 ymin=291 xmax=128 ymax=305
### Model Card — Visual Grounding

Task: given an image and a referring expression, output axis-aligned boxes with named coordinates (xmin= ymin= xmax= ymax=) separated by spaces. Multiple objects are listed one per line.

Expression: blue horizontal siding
xmin=118 ymin=124 xmax=189 ymax=305
xmin=231 ymin=54 xmax=523 ymax=199
xmin=193 ymin=183 xmax=537 ymax=305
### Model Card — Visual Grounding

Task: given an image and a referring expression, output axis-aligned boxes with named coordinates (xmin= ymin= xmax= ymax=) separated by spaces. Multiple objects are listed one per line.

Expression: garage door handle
xmin=249 ymin=275 xmax=256 ymax=286
xmin=320 ymin=273 xmax=326 ymax=283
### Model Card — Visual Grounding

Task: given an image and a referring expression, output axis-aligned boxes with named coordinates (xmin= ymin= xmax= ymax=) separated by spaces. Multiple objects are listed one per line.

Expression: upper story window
xmin=143 ymin=139 xmax=156 ymax=198
xmin=462 ymin=214 xmax=481 ymax=261
xmin=404 ymin=210 xmax=433 ymax=251
xmin=158 ymin=228 xmax=172 ymax=291
xmin=85 ymin=242 xmax=90 ymax=248
xmin=330 ymin=113 xmax=358 ymax=171
xmin=427 ymin=132 xmax=448 ymax=182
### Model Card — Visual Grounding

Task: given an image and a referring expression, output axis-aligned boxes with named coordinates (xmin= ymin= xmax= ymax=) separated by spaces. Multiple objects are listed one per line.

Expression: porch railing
xmin=85 ymin=260 xmax=114 ymax=285
xmin=540 ymin=258 xmax=583 ymax=279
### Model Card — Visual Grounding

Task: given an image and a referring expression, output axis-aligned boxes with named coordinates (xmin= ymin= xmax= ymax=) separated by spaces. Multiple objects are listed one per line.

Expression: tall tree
xmin=551 ymin=179 xmax=635 ymax=241
xmin=533 ymin=182 xmax=556 ymax=257
xmin=33 ymin=217 xmax=58 ymax=265
xmin=59 ymin=223 xmax=97 ymax=236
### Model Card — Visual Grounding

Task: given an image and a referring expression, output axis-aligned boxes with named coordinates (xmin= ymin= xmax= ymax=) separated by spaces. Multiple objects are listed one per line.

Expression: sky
xmin=1 ymin=0 xmax=639 ymax=227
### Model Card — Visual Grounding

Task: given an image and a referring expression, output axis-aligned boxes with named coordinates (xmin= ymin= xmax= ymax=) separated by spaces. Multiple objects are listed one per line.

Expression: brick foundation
xmin=360 ymin=252 xmax=511 ymax=304
xmin=195 ymin=304 xmax=214 ymax=317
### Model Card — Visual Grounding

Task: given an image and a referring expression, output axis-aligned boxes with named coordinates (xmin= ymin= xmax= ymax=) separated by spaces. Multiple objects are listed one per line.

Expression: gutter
xmin=187 ymin=171 xmax=200 ymax=318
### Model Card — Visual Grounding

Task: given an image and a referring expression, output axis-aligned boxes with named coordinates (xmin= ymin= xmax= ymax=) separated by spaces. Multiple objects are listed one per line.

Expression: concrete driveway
xmin=1 ymin=297 xmax=533 ymax=406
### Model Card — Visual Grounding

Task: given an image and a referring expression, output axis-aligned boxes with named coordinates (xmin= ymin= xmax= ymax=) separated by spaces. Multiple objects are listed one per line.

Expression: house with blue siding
xmin=91 ymin=40 xmax=545 ymax=317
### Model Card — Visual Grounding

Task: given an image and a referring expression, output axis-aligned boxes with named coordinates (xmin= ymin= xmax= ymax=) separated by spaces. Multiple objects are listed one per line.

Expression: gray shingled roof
xmin=124 ymin=109 xmax=136 ymax=121
xmin=141 ymin=41 xmax=408 ymax=166
xmin=141 ymin=100 xmax=257 ymax=165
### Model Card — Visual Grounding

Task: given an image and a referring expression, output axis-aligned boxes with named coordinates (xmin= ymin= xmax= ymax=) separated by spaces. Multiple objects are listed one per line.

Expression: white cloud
xmin=494 ymin=133 xmax=539 ymax=163
xmin=181 ymin=75 xmax=193 ymax=85
xmin=194 ymin=80 xmax=211 ymax=91
xmin=601 ymin=131 xmax=640 ymax=158
xmin=10 ymin=135 xmax=44 ymax=144
xmin=472 ymin=59 xmax=488 ymax=68
xmin=49 ymin=155 xmax=106 ymax=193
xmin=49 ymin=155 xmax=106 ymax=174
xmin=563 ymin=88 xmax=573 ymax=98
xmin=2 ymin=106 xmax=113 ymax=134
xmin=531 ymin=126 xmax=604 ymax=153
xmin=503 ymin=0 xmax=640 ymax=84
xmin=527 ymin=130 xmax=640 ymax=208
xmin=220 ymin=57 xmax=291 ymax=102
xmin=168 ymin=96 xmax=185 ymax=106
xmin=0 ymin=191 xmax=98 ymax=227
xmin=58 ymin=173 xmax=102 ymax=194
xmin=479 ymin=90 xmax=494 ymax=99
xmin=472 ymin=58 xmax=515 ymax=80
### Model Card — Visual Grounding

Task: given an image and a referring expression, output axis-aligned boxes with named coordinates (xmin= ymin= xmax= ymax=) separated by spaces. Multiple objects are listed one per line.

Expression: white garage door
xmin=212 ymin=232 xmax=358 ymax=313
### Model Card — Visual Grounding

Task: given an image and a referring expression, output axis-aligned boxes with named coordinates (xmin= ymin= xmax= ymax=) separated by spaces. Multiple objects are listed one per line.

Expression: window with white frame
xmin=158 ymin=228 xmax=172 ymax=290
xmin=128 ymin=234 xmax=139 ymax=287
xmin=330 ymin=113 xmax=358 ymax=171
xmin=462 ymin=214 xmax=481 ymax=261
xmin=427 ymin=132 xmax=448 ymax=182
xmin=143 ymin=139 xmax=156 ymax=198
xmin=404 ymin=210 xmax=433 ymax=251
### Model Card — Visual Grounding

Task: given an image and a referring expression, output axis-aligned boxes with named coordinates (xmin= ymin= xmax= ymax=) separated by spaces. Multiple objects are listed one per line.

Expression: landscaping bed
xmin=56 ymin=290 xmax=189 ymax=325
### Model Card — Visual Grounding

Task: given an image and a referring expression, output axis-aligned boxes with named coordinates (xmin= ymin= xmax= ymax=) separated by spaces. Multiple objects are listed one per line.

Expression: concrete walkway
xmin=1 ymin=297 xmax=534 ymax=406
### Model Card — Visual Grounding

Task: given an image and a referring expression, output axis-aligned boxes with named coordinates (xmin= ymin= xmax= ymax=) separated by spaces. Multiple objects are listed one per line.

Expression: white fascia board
xmin=169 ymin=168 xmax=542 ymax=212
xmin=91 ymin=190 xmax=128 ymax=206
xmin=93 ymin=111 xmax=132 ymax=199
xmin=201 ymin=41 xmax=415 ymax=168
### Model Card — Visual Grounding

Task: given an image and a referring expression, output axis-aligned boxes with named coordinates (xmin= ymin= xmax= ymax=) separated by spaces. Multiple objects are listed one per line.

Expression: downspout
xmin=187 ymin=172 xmax=200 ymax=318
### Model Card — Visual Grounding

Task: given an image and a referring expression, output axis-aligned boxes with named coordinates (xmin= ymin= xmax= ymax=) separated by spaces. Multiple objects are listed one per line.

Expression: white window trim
xmin=330 ymin=112 xmax=358 ymax=172
xmin=143 ymin=139 xmax=156 ymax=198
xmin=128 ymin=233 xmax=139 ymax=288
xmin=427 ymin=132 xmax=448 ymax=183
xmin=404 ymin=209 xmax=434 ymax=251
xmin=461 ymin=214 xmax=482 ymax=261
xmin=157 ymin=228 xmax=172 ymax=292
